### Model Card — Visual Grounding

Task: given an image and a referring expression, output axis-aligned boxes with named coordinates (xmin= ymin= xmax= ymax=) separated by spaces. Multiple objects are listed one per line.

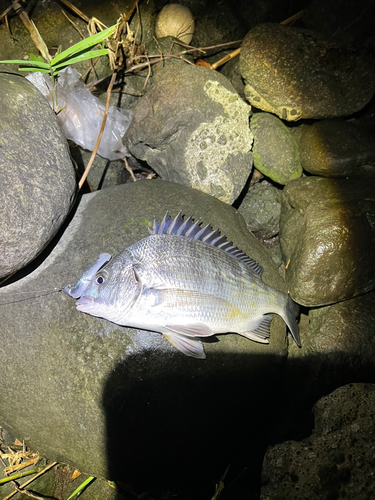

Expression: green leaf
xmin=50 ymin=24 xmax=116 ymax=66
xmin=30 ymin=21 xmax=51 ymax=62
xmin=19 ymin=67 xmax=51 ymax=73
xmin=66 ymin=476 xmax=95 ymax=500
xmin=0 ymin=60 xmax=50 ymax=69
xmin=29 ymin=53 xmax=45 ymax=63
xmin=51 ymin=49 xmax=108 ymax=73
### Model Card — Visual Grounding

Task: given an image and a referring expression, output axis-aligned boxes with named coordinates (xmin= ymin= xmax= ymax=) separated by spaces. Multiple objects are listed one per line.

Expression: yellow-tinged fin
xmin=239 ymin=315 xmax=272 ymax=344
xmin=163 ymin=332 xmax=206 ymax=359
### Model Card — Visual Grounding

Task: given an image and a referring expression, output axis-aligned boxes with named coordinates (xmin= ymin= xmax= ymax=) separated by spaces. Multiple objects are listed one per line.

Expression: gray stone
xmin=0 ymin=180 xmax=291 ymax=490
xmin=0 ymin=72 xmax=76 ymax=279
xmin=238 ymin=181 xmax=282 ymax=240
xmin=124 ymin=63 xmax=253 ymax=204
xmin=250 ymin=112 xmax=302 ymax=184
xmin=240 ymin=23 xmax=375 ymax=121
xmin=261 ymin=383 xmax=375 ymax=500
xmin=300 ymin=119 xmax=375 ymax=177
xmin=287 ymin=292 xmax=375 ymax=398
xmin=280 ymin=175 xmax=375 ymax=306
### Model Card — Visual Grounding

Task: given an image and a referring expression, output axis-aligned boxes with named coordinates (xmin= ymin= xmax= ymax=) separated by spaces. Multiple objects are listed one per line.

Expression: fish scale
xmin=63 ymin=212 xmax=300 ymax=359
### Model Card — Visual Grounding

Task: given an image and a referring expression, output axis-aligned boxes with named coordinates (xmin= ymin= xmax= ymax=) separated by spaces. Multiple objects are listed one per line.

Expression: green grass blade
xmin=0 ymin=468 xmax=44 ymax=484
xmin=0 ymin=60 xmax=50 ymax=69
xmin=29 ymin=53 xmax=45 ymax=63
xmin=50 ymin=25 xmax=116 ymax=66
xmin=19 ymin=67 xmax=51 ymax=73
xmin=31 ymin=21 xmax=51 ymax=62
xmin=51 ymin=49 xmax=108 ymax=72
xmin=66 ymin=476 xmax=95 ymax=500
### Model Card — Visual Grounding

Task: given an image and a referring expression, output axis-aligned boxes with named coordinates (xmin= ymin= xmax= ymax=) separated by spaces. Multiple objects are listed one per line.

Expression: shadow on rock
xmin=103 ymin=347 xmax=290 ymax=500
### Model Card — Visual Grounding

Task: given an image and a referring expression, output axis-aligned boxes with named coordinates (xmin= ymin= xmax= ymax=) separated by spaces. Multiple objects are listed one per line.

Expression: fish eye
xmin=95 ymin=274 xmax=106 ymax=285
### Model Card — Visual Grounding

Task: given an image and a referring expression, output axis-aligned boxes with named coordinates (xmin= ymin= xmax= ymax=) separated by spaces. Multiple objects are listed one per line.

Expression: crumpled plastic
xmin=26 ymin=67 xmax=132 ymax=160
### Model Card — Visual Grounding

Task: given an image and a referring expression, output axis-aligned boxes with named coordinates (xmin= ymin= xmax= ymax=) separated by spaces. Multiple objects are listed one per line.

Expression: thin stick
xmin=12 ymin=1 xmax=51 ymax=61
xmin=280 ymin=10 xmax=303 ymax=25
xmin=0 ymin=0 xmax=18 ymax=24
xmin=1 ymin=462 xmax=58 ymax=500
xmin=58 ymin=0 xmax=90 ymax=23
xmin=123 ymin=157 xmax=137 ymax=182
xmin=78 ymin=45 xmax=119 ymax=189
xmin=211 ymin=47 xmax=241 ymax=70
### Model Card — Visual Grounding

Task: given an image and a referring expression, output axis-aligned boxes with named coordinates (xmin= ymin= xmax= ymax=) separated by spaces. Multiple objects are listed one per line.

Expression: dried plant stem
xmin=123 ymin=157 xmax=137 ymax=182
xmin=58 ymin=0 xmax=90 ymax=23
xmin=12 ymin=1 xmax=51 ymax=61
xmin=78 ymin=46 xmax=119 ymax=190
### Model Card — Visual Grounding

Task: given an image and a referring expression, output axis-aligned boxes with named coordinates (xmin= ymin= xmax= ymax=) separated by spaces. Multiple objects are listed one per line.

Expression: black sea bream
xmin=63 ymin=212 xmax=300 ymax=359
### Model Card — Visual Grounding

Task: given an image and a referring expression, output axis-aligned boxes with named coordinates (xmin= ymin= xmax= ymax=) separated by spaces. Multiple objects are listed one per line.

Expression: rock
xmin=304 ymin=0 xmax=375 ymax=49
xmin=280 ymin=175 xmax=375 ymax=306
xmin=290 ymin=292 xmax=375 ymax=397
xmin=219 ymin=58 xmax=245 ymax=100
xmin=299 ymin=119 xmax=375 ymax=177
xmin=155 ymin=4 xmax=195 ymax=44
xmin=250 ymin=112 xmax=302 ymax=184
xmin=124 ymin=64 xmax=253 ymax=204
xmin=240 ymin=23 xmax=375 ymax=121
xmin=261 ymin=383 xmax=375 ymax=500
xmin=238 ymin=181 xmax=282 ymax=240
xmin=0 ymin=71 xmax=76 ymax=279
xmin=0 ymin=180 xmax=291 ymax=493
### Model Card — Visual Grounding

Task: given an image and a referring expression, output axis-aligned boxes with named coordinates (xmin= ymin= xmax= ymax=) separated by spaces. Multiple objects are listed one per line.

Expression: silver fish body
xmin=63 ymin=212 xmax=300 ymax=359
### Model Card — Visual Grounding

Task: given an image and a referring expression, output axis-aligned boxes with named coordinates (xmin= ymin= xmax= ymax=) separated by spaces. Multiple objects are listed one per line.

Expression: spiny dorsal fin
xmin=149 ymin=211 xmax=263 ymax=275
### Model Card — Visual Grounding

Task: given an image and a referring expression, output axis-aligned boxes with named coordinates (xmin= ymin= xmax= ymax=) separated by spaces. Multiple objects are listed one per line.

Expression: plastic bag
xmin=26 ymin=67 xmax=132 ymax=160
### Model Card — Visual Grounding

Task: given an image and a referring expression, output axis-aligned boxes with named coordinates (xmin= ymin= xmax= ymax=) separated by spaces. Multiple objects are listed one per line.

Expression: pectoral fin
xmin=163 ymin=332 xmax=206 ymax=359
xmin=165 ymin=323 xmax=213 ymax=337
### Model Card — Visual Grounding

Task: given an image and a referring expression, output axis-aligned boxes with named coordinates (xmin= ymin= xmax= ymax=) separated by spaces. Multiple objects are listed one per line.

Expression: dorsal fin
xmin=149 ymin=211 xmax=263 ymax=275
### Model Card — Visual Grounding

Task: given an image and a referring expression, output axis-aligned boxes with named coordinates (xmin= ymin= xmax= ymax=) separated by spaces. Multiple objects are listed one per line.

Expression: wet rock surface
xmin=124 ymin=63 xmax=253 ymax=203
xmin=261 ymin=383 xmax=375 ymax=500
xmin=0 ymin=71 xmax=76 ymax=279
xmin=250 ymin=112 xmax=302 ymax=184
xmin=240 ymin=23 xmax=375 ymax=121
xmin=299 ymin=119 xmax=375 ymax=177
xmin=280 ymin=175 xmax=375 ymax=306
xmin=238 ymin=181 xmax=282 ymax=241
xmin=0 ymin=180 xmax=289 ymax=495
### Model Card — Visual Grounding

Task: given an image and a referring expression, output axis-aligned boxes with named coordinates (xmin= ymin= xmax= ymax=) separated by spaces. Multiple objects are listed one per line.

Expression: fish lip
xmin=76 ymin=295 xmax=95 ymax=312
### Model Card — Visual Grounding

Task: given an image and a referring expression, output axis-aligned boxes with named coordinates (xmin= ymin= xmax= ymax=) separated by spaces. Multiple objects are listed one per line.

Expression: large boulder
xmin=299 ymin=119 xmax=375 ymax=178
xmin=0 ymin=180 xmax=291 ymax=494
xmin=240 ymin=23 xmax=375 ymax=121
xmin=124 ymin=63 xmax=253 ymax=204
xmin=0 ymin=71 xmax=76 ymax=279
xmin=261 ymin=383 xmax=375 ymax=500
xmin=280 ymin=174 xmax=375 ymax=306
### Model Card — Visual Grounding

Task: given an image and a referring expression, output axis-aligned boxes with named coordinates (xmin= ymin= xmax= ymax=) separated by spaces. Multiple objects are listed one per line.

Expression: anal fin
xmin=163 ymin=332 xmax=206 ymax=359
xmin=239 ymin=315 xmax=272 ymax=344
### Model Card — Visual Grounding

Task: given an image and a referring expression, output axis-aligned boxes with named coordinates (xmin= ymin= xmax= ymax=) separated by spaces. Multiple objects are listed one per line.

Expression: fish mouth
xmin=76 ymin=295 xmax=95 ymax=313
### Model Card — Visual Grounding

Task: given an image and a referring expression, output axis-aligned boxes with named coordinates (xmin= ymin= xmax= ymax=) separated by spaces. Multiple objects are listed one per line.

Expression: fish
xmin=63 ymin=212 xmax=300 ymax=359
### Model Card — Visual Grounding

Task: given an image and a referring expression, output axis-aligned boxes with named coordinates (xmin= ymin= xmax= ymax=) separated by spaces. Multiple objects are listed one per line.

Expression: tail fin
xmin=284 ymin=296 xmax=301 ymax=347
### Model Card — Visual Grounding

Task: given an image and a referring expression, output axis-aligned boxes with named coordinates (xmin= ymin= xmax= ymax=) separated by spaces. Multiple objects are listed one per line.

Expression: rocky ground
xmin=0 ymin=0 xmax=375 ymax=498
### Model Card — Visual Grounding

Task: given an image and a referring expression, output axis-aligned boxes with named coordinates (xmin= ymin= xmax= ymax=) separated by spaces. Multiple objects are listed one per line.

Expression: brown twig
xmin=78 ymin=42 xmax=120 ymax=190
xmin=0 ymin=0 xmax=19 ymax=24
xmin=196 ymin=10 xmax=304 ymax=71
xmin=12 ymin=1 xmax=51 ymax=61
xmin=58 ymin=0 xmax=90 ymax=23
xmin=123 ymin=157 xmax=137 ymax=182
